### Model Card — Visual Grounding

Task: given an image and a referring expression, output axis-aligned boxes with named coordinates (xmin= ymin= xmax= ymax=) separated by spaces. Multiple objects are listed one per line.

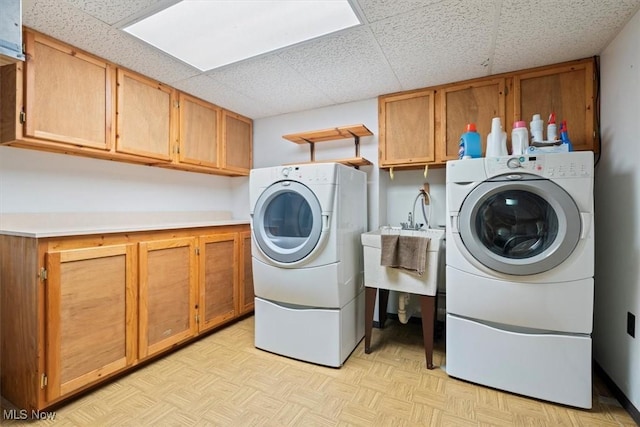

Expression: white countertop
xmin=0 ymin=211 xmax=250 ymax=238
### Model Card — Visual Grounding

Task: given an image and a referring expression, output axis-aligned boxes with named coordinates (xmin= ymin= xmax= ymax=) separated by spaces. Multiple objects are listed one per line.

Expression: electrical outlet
xmin=628 ymin=312 xmax=636 ymax=338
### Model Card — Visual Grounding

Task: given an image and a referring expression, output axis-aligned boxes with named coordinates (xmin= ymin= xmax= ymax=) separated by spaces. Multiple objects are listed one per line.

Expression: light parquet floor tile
xmin=1 ymin=315 xmax=638 ymax=426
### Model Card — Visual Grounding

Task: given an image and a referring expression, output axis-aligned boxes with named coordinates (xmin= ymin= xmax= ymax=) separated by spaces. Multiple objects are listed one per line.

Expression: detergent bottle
xmin=547 ymin=112 xmax=558 ymax=141
xmin=486 ymin=117 xmax=507 ymax=157
xmin=560 ymin=120 xmax=574 ymax=151
xmin=530 ymin=114 xmax=544 ymax=142
xmin=511 ymin=121 xmax=529 ymax=155
xmin=458 ymin=123 xmax=482 ymax=159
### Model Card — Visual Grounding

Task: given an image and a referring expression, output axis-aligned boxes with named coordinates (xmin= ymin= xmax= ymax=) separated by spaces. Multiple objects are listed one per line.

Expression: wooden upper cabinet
xmin=198 ymin=233 xmax=238 ymax=332
xmin=514 ymin=58 xmax=596 ymax=151
xmin=222 ymin=110 xmax=253 ymax=174
xmin=138 ymin=237 xmax=197 ymax=359
xmin=22 ymin=30 xmax=115 ymax=150
xmin=178 ymin=92 xmax=220 ymax=168
xmin=116 ymin=69 xmax=174 ymax=161
xmin=44 ymin=244 xmax=136 ymax=401
xmin=438 ymin=78 xmax=506 ymax=161
xmin=379 ymin=89 xmax=436 ymax=167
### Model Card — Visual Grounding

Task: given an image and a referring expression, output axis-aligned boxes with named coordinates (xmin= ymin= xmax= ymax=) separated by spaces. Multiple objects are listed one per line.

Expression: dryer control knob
xmin=507 ymin=158 xmax=521 ymax=169
xmin=282 ymin=167 xmax=291 ymax=177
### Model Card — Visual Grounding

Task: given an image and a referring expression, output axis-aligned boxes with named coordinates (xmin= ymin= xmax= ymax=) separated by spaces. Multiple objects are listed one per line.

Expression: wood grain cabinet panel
xmin=378 ymin=57 xmax=598 ymax=170
xmin=222 ymin=110 xmax=253 ymax=174
xmin=138 ymin=237 xmax=197 ymax=358
xmin=239 ymin=230 xmax=255 ymax=315
xmin=1 ymin=223 xmax=252 ymax=411
xmin=178 ymin=92 xmax=220 ymax=168
xmin=379 ymin=89 xmax=436 ymax=167
xmin=514 ymin=58 xmax=596 ymax=151
xmin=198 ymin=233 xmax=238 ymax=332
xmin=438 ymin=78 xmax=506 ymax=161
xmin=44 ymin=244 xmax=136 ymax=401
xmin=116 ymin=69 xmax=174 ymax=161
xmin=2 ymin=30 xmax=253 ymax=176
xmin=22 ymin=30 xmax=115 ymax=150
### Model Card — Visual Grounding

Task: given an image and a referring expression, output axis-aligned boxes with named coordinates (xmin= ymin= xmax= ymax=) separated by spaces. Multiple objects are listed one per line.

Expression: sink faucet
xmin=408 ymin=212 xmax=413 ymax=229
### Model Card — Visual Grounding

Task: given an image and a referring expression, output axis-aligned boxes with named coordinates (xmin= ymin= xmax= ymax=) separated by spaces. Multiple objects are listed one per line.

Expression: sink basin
xmin=361 ymin=228 xmax=444 ymax=296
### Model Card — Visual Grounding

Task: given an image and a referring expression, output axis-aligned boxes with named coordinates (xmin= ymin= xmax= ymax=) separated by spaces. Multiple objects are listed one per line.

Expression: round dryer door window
xmin=458 ymin=174 xmax=581 ymax=275
xmin=252 ymin=180 xmax=324 ymax=264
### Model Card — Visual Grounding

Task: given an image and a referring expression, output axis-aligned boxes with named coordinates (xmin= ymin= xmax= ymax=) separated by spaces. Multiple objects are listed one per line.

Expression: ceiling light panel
xmin=123 ymin=0 xmax=360 ymax=71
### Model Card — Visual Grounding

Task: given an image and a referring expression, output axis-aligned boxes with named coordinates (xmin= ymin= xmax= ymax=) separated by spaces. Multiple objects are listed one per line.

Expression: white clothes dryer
xmin=250 ymin=163 xmax=367 ymax=367
xmin=445 ymin=152 xmax=594 ymax=409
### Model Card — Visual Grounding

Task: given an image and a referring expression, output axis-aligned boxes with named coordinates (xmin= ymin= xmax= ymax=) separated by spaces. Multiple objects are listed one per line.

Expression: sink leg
xmin=364 ymin=287 xmax=377 ymax=354
xmin=420 ymin=295 xmax=436 ymax=369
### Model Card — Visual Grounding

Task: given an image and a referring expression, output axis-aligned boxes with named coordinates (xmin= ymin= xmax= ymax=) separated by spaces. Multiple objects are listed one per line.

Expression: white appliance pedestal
xmin=254 ymin=290 xmax=365 ymax=368
xmin=446 ymin=314 xmax=592 ymax=409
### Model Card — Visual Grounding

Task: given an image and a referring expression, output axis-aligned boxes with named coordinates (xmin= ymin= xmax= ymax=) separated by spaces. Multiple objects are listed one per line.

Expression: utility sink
xmin=361 ymin=227 xmax=445 ymax=369
xmin=361 ymin=227 xmax=444 ymax=296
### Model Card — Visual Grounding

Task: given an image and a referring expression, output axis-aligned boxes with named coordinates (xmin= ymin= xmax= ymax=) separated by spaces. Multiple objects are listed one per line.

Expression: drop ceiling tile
xmin=370 ymin=0 xmax=497 ymax=89
xmin=23 ymin=0 xmax=198 ymax=83
xmin=206 ymin=55 xmax=336 ymax=118
xmin=277 ymin=26 xmax=402 ymax=104
xmin=492 ymin=0 xmax=640 ymax=74
xmin=355 ymin=0 xmax=443 ymax=23
xmin=63 ymin=0 xmax=168 ymax=25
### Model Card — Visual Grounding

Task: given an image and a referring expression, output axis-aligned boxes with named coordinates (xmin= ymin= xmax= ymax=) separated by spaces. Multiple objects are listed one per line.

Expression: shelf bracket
xmin=346 ymin=130 xmax=361 ymax=159
xmin=302 ymin=138 xmax=315 ymax=162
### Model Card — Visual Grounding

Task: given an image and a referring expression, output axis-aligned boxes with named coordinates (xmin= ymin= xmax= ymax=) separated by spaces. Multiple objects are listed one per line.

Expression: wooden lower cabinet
xmin=138 ymin=237 xmax=198 ymax=358
xmin=238 ymin=230 xmax=255 ymax=315
xmin=0 ymin=224 xmax=252 ymax=411
xmin=198 ymin=233 xmax=238 ymax=332
xmin=45 ymin=245 xmax=137 ymax=401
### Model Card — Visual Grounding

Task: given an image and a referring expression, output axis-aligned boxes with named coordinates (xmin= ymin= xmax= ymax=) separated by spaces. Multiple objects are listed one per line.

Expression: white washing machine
xmin=445 ymin=152 xmax=594 ymax=409
xmin=250 ymin=163 xmax=367 ymax=367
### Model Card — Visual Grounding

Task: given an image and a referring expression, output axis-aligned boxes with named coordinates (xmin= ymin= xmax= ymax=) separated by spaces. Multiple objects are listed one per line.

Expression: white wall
xmin=594 ymin=7 xmax=640 ymax=411
xmin=0 ymin=146 xmax=235 ymax=215
xmin=253 ymin=99 xmax=382 ymax=229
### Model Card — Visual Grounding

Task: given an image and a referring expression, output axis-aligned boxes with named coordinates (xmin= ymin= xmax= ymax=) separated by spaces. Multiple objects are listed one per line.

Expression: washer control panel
xmin=275 ymin=164 xmax=334 ymax=183
xmin=484 ymin=153 xmax=593 ymax=179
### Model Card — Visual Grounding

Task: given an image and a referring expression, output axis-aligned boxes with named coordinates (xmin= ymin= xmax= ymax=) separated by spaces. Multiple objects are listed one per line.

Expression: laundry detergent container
xmin=361 ymin=228 xmax=444 ymax=296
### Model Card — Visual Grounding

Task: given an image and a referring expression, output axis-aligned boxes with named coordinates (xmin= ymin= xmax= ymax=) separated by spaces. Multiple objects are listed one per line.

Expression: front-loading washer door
xmin=252 ymin=180 xmax=325 ymax=264
xmin=458 ymin=174 xmax=581 ymax=276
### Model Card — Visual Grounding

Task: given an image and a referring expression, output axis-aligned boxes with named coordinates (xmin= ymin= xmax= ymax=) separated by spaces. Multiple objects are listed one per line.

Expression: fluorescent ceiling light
xmin=123 ymin=0 xmax=360 ymax=71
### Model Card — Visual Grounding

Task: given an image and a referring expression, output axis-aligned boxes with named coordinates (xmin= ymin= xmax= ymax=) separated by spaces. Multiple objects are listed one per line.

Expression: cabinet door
xmin=139 ymin=237 xmax=197 ymax=358
xmin=116 ymin=69 xmax=174 ymax=161
xmin=198 ymin=233 xmax=238 ymax=332
xmin=45 ymin=245 xmax=135 ymax=401
xmin=438 ymin=78 xmax=506 ymax=161
xmin=23 ymin=31 xmax=115 ymax=150
xmin=221 ymin=110 xmax=252 ymax=174
xmin=514 ymin=59 xmax=596 ymax=151
xmin=178 ymin=92 xmax=220 ymax=169
xmin=379 ymin=89 xmax=436 ymax=166
xmin=238 ymin=230 xmax=255 ymax=315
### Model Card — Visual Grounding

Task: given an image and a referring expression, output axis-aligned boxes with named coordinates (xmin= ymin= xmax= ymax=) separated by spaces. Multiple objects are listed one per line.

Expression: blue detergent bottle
xmin=459 ymin=123 xmax=482 ymax=159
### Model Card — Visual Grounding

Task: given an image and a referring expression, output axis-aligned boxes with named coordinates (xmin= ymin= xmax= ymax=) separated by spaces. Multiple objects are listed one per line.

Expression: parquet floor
xmin=2 ymin=316 xmax=637 ymax=426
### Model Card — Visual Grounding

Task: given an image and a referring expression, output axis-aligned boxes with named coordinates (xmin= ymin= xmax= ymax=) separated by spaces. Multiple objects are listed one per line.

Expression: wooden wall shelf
xmin=282 ymin=124 xmax=373 ymax=168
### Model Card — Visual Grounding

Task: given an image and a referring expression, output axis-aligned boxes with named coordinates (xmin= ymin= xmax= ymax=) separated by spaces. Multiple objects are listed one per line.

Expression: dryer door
xmin=458 ymin=174 xmax=581 ymax=275
xmin=252 ymin=180 xmax=325 ymax=264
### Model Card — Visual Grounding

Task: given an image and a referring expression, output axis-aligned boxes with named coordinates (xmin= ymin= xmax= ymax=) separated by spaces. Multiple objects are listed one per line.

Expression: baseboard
xmin=594 ymin=361 xmax=640 ymax=424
